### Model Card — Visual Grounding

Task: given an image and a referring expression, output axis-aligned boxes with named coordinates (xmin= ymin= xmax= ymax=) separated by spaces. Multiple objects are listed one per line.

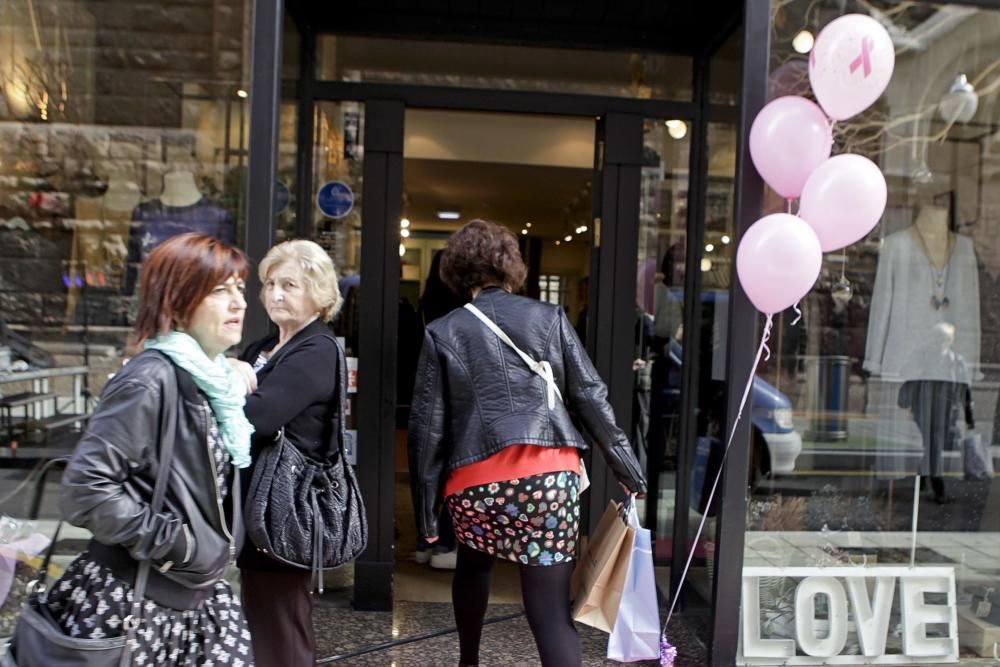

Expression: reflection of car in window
xmin=659 ymin=338 xmax=802 ymax=479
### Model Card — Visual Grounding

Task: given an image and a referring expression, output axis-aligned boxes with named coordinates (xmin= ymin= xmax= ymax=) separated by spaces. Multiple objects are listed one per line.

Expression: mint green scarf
xmin=145 ymin=332 xmax=253 ymax=468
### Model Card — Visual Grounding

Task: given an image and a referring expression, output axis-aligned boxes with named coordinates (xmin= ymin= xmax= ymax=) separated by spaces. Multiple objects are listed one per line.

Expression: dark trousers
xmin=241 ymin=568 xmax=315 ymax=667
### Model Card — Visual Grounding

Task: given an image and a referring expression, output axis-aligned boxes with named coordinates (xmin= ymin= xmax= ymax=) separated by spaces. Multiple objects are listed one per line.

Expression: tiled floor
xmin=309 ymin=476 xmax=705 ymax=667
xmin=312 ymin=601 xmax=706 ymax=666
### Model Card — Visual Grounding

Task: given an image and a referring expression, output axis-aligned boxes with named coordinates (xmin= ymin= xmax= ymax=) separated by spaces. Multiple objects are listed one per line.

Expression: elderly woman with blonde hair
xmin=229 ymin=239 xmax=345 ymax=666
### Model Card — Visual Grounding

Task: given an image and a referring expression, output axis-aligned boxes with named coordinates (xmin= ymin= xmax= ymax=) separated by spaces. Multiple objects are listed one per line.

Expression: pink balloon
xmin=749 ymin=96 xmax=832 ymax=199
xmin=798 ymin=154 xmax=887 ymax=252
xmin=809 ymin=14 xmax=895 ymax=121
xmin=736 ymin=214 xmax=822 ymax=314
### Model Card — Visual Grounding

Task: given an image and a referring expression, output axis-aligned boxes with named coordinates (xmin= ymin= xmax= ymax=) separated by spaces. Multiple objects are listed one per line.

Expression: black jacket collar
xmin=244 ymin=319 xmax=333 ymax=369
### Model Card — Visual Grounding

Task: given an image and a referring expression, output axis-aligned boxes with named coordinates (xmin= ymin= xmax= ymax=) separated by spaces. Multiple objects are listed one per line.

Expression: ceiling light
xmin=521 ymin=229 xmax=528 ymax=235
xmin=399 ymin=243 xmax=406 ymax=257
xmin=579 ymin=225 xmax=587 ymax=232
xmin=721 ymin=235 xmax=731 ymax=244
xmin=555 ymin=240 xmax=562 ymax=246
xmin=564 ymin=235 xmax=573 ymax=242
xmin=400 ymin=228 xmax=410 ymax=238
xmin=938 ymin=73 xmax=979 ymax=124
xmin=705 ymin=243 xmax=714 ymax=252
xmin=400 ymin=218 xmax=410 ymax=228
xmin=436 ymin=211 xmax=460 ymax=220
xmin=667 ymin=121 xmax=687 ymax=140
xmin=701 ymin=258 xmax=713 ymax=272
xmin=792 ymin=30 xmax=814 ymax=54
xmin=236 ymin=89 xmax=248 ymax=98
xmin=525 ymin=222 xmax=532 ymax=228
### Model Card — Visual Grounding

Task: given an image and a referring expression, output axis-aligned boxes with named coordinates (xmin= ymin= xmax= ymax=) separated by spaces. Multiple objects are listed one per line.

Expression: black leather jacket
xmin=60 ymin=351 xmax=242 ymax=610
xmin=408 ymin=288 xmax=647 ymax=538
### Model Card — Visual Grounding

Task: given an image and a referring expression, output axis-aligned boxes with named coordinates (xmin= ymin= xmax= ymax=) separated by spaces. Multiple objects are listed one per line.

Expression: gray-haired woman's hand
xmin=226 ymin=358 xmax=257 ymax=395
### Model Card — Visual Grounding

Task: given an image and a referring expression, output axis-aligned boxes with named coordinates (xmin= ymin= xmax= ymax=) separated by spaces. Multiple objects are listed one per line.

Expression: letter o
xmin=795 ymin=576 xmax=849 ymax=657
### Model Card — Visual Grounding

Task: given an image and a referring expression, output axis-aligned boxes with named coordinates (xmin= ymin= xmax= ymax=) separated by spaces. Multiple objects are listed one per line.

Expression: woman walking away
xmin=408 ymin=219 xmax=646 ymax=667
xmin=229 ymin=239 xmax=347 ymax=667
xmin=47 ymin=232 xmax=254 ymax=665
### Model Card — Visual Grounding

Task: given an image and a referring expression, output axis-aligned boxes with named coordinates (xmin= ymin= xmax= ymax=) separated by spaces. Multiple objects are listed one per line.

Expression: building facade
xmin=0 ymin=0 xmax=998 ymax=664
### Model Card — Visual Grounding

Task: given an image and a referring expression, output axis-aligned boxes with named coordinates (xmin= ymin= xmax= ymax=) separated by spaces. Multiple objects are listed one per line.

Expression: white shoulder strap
xmin=464 ymin=303 xmax=562 ymax=409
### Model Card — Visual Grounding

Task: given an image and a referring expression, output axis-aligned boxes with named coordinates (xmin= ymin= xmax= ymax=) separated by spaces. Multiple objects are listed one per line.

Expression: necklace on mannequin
xmin=911 ymin=223 xmax=953 ymax=311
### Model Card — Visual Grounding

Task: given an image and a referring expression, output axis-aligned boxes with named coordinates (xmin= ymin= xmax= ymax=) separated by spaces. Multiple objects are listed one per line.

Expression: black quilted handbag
xmin=245 ymin=335 xmax=367 ymax=591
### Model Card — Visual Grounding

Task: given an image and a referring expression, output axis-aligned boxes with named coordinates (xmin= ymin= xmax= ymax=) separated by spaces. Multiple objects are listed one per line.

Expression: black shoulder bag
xmin=4 ymin=361 xmax=178 ymax=667
xmin=244 ymin=334 xmax=368 ymax=592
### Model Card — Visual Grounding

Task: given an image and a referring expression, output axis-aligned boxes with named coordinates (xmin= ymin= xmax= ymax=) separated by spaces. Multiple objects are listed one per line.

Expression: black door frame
xmin=245 ymin=0 xmax=755 ymax=649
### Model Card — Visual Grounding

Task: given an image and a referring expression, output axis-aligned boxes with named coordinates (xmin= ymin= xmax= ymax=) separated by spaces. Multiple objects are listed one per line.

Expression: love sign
xmin=738 ymin=567 xmax=958 ymax=665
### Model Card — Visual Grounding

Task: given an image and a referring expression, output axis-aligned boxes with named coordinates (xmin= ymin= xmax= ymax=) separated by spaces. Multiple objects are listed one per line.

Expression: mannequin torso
xmin=160 ymin=171 xmax=203 ymax=207
xmin=911 ymin=204 xmax=952 ymax=269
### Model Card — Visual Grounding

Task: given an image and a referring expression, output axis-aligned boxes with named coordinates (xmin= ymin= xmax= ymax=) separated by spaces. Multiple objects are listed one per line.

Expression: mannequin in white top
xmin=160 ymin=170 xmax=203 ymax=207
xmin=864 ymin=201 xmax=980 ymax=380
xmin=865 ymin=193 xmax=980 ymax=500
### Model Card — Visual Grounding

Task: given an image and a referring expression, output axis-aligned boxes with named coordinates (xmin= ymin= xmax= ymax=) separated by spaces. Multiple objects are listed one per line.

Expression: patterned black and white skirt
xmin=445 ymin=471 xmax=581 ymax=566
xmin=45 ymin=553 xmax=253 ymax=666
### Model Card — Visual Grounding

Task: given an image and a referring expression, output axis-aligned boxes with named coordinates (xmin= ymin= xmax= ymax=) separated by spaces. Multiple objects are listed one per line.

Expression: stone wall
xmin=0 ymin=0 xmax=250 ymax=393
xmin=0 ymin=0 xmax=247 ymax=126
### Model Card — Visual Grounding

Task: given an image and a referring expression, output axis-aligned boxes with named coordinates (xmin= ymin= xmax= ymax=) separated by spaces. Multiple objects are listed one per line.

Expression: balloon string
xmin=663 ymin=314 xmax=774 ymax=630
xmin=786 ymin=199 xmax=792 ymax=214
xmin=791 ymin=301 xmax=803 ymax=326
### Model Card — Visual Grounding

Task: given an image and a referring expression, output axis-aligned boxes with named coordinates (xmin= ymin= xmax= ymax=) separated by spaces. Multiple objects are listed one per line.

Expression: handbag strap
xmin=271 ymin=331 xmax=348 ymax=463
xmin=117 ymin=355 xmax=178 ymax=664
xmin=464 ymin=303 xmax=563 ymax=410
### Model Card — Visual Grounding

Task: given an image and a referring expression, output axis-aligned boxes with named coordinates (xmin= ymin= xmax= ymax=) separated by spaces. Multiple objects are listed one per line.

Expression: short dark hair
xmin=134 ymin=233 xmax=250 ymax=345
xmin=439 ymin=219 xmax=527 ymax=299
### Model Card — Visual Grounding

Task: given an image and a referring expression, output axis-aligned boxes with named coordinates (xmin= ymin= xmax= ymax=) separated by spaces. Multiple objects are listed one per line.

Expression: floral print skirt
xmin=445 ymin=471 xmax=580 ymax=566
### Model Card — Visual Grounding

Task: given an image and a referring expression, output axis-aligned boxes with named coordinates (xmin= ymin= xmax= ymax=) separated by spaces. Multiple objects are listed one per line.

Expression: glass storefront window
xmin=0 ymin=0 xmax=251 ymax=640
xmin=637 ymin=114 xmax=738 ymax=625
xmin=635 ymin=118 xmax=693 ymax=557
xmin=742 ymin=2 xmax=1000 ymax=663
xmin=309 ymin=101 xmax=363 ymax=353
xmin=317 ymin=35 xmax=693 ymax=101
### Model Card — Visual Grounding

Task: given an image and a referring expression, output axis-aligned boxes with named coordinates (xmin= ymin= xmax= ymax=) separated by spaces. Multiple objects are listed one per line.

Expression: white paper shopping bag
xmin=607 ymin=502 xmax=661 ymax=661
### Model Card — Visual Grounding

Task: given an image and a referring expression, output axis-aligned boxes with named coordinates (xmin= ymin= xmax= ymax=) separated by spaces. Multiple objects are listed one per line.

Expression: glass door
xmin=395 ymin=108 xmax=597 ymax=600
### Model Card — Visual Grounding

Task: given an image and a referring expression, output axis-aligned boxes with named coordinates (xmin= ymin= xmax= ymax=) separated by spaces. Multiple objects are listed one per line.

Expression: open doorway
xmin=393 ymin=109 xmax=595 ymax=602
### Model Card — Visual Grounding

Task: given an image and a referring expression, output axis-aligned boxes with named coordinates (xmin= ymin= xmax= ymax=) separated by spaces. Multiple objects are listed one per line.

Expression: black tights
xmin=452 ymin=544 xmax=581 ymax=667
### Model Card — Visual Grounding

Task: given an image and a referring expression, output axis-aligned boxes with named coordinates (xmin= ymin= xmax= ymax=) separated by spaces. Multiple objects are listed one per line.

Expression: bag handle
xmin=464 ymin=303 xmax=563 ymax=410
xmin=24 ymin=456 xmax=70 ymax=597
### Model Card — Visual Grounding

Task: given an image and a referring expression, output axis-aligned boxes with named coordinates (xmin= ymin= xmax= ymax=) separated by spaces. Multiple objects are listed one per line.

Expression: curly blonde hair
xmin=258 ymin=240 xmax=342 ymax=322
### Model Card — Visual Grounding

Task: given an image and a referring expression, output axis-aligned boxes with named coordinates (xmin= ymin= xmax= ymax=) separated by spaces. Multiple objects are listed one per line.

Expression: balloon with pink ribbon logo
xmin=749 ymin=96 xmax=833 ymax=199
xmin=798 ymin=154 xmax=887 ymax=252
xmin=736 ymin=214 xmax=823 ymax=314
xmin=809 ymin=13 xmax=895 ymax=121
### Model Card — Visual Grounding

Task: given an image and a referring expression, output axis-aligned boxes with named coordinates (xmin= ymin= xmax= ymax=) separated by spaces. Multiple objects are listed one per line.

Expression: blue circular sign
xmin=316 ymin=180 xmax=354 ymax=219
xmin=275 ymin=180 xmax=290 ymax=215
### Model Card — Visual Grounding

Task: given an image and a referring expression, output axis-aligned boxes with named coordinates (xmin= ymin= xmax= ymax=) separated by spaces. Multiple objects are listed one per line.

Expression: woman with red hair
xmin=18 ymin=233 xmax=256 ymax=665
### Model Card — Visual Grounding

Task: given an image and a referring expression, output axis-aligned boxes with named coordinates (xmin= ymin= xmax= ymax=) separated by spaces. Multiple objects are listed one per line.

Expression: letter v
xmin=846 ymin=577 xmax=895 ymax=657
